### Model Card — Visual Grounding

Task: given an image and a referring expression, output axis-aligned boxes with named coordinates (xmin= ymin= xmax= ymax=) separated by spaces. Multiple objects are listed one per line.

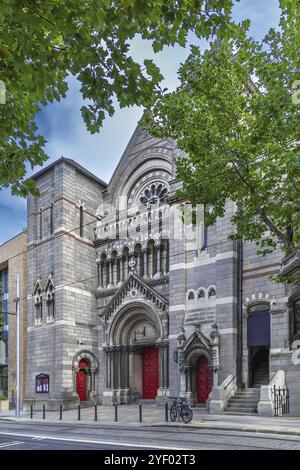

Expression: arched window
xmin=39 ymin=208 xmax=43 ymax=240
xmin=50 ymin=202 xmax=54 ymax=235
xmin=139 ymin=182 xmax=169 ymax=206
xmin=79 ymin=205 xmax=84 ymax=237
xmin=198 ymin=289 xmax=205 ymax=300
xmin=46 ymin=282 xmax=55 ymax=322
xmin=33 ymin=280 xmax=43 ymax=325
xmin=294 ymin=300 xmax=300 ymax=338
xmin=208 ymin=287 xmax=216 ymax=298
xmin=248 ymin=303 xmax=269 ymax=314
xmin=188 ymin=291 xmax=195 ymax=301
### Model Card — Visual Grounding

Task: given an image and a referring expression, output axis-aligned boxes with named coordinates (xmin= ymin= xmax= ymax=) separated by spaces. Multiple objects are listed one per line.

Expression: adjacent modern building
xmin=0 ymin=231 xmax=28 ymax=406
xmin=21 ymin=125 xmax=300 ymax=416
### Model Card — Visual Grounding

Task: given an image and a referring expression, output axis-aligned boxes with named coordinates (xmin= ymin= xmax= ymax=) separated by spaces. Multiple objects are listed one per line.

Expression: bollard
xmin=165 ymin=402 xmax=168 ymax=422
xmin=78 ymin=404 xmax=81 ymax=421
xmin=114 ymin=404 xmax=118 ymax=422
xmin=139 ymin=403 xmax=142 ymax=423
xmin=42 ymin=404 xmax=46 ymax=420
xmin=30 ymin=405 xmax=33 ymax=419
xmin=59 ymin=404 xmax=62 ymax=420
xmin=94 ymin=404 xmax=98 ymax=422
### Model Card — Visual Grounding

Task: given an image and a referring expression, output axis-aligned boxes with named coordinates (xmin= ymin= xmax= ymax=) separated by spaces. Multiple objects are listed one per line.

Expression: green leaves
xmin=149 ymin=4 xmax=300 ymax=270
xmin=0 ymin=0 xmax=236 ymax=195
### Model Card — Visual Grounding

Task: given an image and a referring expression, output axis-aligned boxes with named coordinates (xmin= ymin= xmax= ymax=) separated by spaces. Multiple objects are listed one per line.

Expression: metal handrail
xmin=224 ymin=375 xmax=236 ymax=390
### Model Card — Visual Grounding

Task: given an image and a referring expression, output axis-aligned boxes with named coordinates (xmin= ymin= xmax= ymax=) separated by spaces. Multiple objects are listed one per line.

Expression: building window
xmin=294 ymin=300 xmax=300 ymax=337
xmin=39 ymin=208 xmax=43 ymax=240
xmin=46 ymin=291 xmax=54 ymax=322
xmin=188 ymin=291 xmax=195 ymax=301
xmin=208 ymin=287 xmax=216 ymax=298
xmin=198 ymin=289 xmax=205 ymax=299
xmin=202 ymin=226 xmax=208 ymax=250
xmin=248 ymin=303 xmax=269 ymax=314
xmin=139 ymin=182 xmax=169 ymax=206
xmin=45 ymin=277 xmax=55 ymax=322
xmin=50 ymin=202 xmax=54 ymax=235
xmin=35 ymin=299 xmax=42 ymax=324
xmin=80 ymin=205 xmax=84 ymax=237
xmin=33 ymin=281 xmax=43 ymax=325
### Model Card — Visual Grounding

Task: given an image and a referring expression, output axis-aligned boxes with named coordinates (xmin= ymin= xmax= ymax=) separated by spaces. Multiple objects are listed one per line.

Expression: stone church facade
xmin=24 ymin=125 xmax=300 ymax=415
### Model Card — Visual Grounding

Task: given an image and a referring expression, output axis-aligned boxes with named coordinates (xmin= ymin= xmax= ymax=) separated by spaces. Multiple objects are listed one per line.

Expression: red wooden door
xmin=76 ymin=359 xmax=89 ymax=402
xmin=76 ymin=370 xmax=87 ymax=401
xmin=142 ymin=346 xmax=159 ymax=399
xmin=196 ymin=356 xmax=212 ymax=403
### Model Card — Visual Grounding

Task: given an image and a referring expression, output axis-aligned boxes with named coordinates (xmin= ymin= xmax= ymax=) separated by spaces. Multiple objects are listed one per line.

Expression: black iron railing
xmin=272 ymin=385 xmax=290 ymax=417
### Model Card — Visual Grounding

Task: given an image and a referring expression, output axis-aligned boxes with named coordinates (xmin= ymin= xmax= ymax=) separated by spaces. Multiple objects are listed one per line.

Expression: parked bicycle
xmin=169 ymin=397 xmax=193 ymax=424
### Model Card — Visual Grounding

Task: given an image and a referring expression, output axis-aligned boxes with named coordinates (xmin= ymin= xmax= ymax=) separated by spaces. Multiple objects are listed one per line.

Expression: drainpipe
xmin=236 ymin=239 xmax=244 ymax=389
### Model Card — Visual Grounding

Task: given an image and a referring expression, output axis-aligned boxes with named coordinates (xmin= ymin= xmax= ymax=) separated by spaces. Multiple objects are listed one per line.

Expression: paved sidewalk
xmin=1 ymin=404 xmax=300 ymax=436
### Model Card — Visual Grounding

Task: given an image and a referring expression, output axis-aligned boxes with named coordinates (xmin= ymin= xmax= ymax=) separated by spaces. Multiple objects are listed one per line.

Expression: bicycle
xmin=169 ymin=396 xmax=193 ymax=424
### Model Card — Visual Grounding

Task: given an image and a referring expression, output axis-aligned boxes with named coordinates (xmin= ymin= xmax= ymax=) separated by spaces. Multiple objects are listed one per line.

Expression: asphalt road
xmin=0 ymin=421 xmax=300 ymax=450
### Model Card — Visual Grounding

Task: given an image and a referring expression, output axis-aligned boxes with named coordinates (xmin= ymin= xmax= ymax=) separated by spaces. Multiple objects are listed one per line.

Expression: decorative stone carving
xmin=128 ymin=255 xmax=136 ymax=271
xmin=139 ymin=182 xmax=169 ymax=206
xmin=101 ymin=272 xmax=169 ymax=321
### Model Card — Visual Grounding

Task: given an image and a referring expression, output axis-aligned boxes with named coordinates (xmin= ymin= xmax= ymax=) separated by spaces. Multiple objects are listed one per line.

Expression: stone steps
xmin=224 ymin=388 xmax=260 ymax=416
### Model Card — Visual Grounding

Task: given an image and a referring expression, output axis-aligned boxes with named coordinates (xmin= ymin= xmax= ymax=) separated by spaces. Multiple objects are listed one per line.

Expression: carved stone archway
xmin=102 ymin=302 xmax=169 ymax=405
xmin=72 ymin=350 xmax=98 ymax=403
xmin=177 ymin=327 xmax=219 ymax=405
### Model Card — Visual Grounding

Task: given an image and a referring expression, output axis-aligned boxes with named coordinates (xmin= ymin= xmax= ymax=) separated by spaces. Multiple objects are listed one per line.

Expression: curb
xmin=1 ymin=416 xmax=300 ymax=437
xmin=150 ymin=422 xmax=300 ymax=437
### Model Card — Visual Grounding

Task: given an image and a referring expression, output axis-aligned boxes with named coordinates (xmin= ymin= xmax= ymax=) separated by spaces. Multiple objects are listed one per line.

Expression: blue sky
xmin=0 ymin=0 xmax=281 ymax=245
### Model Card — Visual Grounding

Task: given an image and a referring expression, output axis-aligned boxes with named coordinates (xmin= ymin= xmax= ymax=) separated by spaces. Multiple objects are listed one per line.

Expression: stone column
xmin=107 ymin=258 xmax=114 ymax=289
xmin=124 ymin=255 xmax=129 ymax=279
xmin=154 ymin=244 xmax=162 ymax=279
xmin=117 ymin=348 xmax=122 ymax=389
xmin=158 ymin=346 xmax=163 ymax=390
xmin=98 ymin=262 xmax=103 ymax=288
xmin=210 ymin=323 xmax=220 ymax=388
xmin=163 ymin=345 xmax=169 ymax=389
xmin=118 ymin=256 xmax=124 ymax=286
xmin=143 ymin=249 xmax=149 ymax=280
xmin=106 ymin=352 xmax=111 ymax=388
xmin=157 ymin=342 xmax=169 ymax=390
xmin=185 ymin=366 xmax=191 ymax=392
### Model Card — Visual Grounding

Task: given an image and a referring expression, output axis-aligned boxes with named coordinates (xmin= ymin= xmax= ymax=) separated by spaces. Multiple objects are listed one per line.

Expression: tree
xmin=148 ymin=0 xmax=300 ymax=280
xmin=0 ymin=0 xmax=236 ymax=196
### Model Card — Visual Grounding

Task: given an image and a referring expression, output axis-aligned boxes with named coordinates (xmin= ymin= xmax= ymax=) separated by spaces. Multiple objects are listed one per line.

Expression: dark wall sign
xmin=36 ymin=373 xmax=49 ymax=393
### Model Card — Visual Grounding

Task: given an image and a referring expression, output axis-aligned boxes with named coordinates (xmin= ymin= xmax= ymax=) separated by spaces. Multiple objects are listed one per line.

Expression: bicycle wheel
xmin=170 ymin=406 xmax=177 ymax=422
xmin=181 ymin=405 xmax=193 ymax=424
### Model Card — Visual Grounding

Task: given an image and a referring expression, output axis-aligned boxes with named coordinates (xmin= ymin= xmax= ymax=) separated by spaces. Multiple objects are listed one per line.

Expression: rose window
xmin=139 ymin=182 xmax=169 ymax=206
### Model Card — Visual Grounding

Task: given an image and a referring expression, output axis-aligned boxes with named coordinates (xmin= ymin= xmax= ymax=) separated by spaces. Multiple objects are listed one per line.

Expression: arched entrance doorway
xmin=72 ymin=351 xmax=99 ymax=403
xmin=196 ymin=356 xmax=212 ymax=404
xmin=183 ymin=334 xmax=213 ymax=406
xmin=104 ymin=302 xmax=169 ymax=404
xmin=247 ymin=303 xmax=270 ymax=387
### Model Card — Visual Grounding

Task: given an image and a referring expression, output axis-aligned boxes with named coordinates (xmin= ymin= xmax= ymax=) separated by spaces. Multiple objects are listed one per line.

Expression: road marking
xmin=0 ymin=431 xmax=190 ymax=450
xmin=0 ymin=441 xmax=24 ymax=448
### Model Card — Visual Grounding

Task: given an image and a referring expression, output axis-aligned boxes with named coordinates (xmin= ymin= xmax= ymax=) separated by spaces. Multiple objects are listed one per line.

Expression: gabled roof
xmin=33 ymin=278 xmax=43 ymax=295
xmin=31 ymin=157 xmax=107 ymax=188
xmin=184 ymin=328 xmax=212 ymax=352
xmin=101 ymin=272 xmax=169 ymax=321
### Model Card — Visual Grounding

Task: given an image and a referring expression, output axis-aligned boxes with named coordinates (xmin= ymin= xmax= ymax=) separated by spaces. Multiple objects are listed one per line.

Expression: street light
xmin=16 ymin=274 xmax=20 ymax=418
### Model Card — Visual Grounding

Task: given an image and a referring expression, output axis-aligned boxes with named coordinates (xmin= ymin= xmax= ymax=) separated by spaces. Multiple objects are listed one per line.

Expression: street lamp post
xmin=16 ymin=274 xmax=20 ymax=418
